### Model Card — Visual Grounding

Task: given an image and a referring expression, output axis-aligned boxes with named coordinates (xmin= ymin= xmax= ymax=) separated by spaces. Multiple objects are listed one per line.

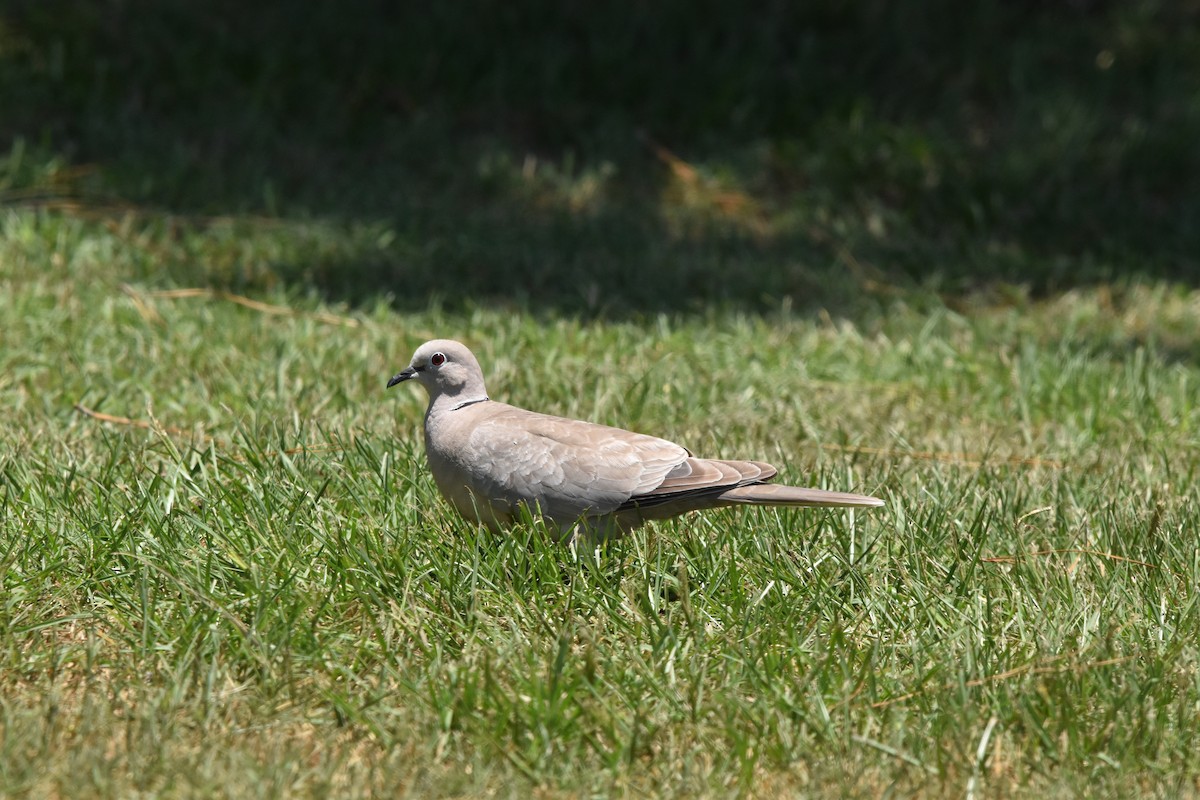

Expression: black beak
xmin=387 ymin=367 xmax=418 ymax=388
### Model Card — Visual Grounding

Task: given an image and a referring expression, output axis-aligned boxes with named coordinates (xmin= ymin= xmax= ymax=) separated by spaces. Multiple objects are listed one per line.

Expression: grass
xmin=2 ymin=226 xmax=1198 ymax=796
xmin=3 ymin=1 xmax=1200 ymax=797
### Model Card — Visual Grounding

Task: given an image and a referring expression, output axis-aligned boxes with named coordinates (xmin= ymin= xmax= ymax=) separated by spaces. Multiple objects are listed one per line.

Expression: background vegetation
xmin=2 ymin=1 xmax=1198 ymax=796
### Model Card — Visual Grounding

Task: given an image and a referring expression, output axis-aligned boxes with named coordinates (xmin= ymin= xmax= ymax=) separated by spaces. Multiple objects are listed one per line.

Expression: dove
xmin=388 ymin=339 xmax=883 ymax=542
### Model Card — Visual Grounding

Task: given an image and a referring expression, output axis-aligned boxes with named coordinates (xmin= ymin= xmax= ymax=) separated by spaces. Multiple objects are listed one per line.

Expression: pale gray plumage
xmin=388 ymin=339 xmax=883 ymax=542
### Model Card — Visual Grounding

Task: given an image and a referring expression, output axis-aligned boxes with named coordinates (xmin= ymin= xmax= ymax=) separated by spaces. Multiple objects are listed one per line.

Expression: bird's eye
xmin=430 ymin=352 xmax=446 ymax=367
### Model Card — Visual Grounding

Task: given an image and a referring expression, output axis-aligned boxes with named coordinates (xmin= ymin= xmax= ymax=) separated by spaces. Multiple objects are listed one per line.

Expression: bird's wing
xmin=452 ymin=404 xmax=690 ymax=521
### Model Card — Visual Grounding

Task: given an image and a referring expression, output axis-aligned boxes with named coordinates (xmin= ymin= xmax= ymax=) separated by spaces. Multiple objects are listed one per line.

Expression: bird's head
xmin=388 ymin=339 xmax=488 ymax=401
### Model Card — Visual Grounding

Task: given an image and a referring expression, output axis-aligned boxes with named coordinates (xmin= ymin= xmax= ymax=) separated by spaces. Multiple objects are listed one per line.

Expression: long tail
xmin=717 ymin=484 xmax=884 ymax=508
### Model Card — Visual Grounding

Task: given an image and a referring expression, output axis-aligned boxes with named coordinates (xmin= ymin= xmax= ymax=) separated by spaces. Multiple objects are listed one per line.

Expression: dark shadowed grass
xmin=2 ymin=0 xmax=1198 ymax=318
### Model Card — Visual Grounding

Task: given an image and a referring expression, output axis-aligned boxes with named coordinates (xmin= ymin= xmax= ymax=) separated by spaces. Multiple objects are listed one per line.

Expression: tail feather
xmin=717 ymin=484 xmax=884 ymax=508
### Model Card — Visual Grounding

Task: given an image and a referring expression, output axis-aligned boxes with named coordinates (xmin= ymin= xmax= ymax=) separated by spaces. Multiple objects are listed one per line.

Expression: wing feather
xmin=617 ymin=458 xmax=778 ymax=511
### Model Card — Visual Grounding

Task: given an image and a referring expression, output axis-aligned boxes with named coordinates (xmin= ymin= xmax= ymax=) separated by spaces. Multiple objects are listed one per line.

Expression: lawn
xmin=2 ymin=2 xmax=1199 ymax=797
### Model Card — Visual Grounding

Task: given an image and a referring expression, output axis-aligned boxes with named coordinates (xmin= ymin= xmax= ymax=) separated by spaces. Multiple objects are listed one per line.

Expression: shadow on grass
xmin=2 ymin=0 xmax=1198 ymax=315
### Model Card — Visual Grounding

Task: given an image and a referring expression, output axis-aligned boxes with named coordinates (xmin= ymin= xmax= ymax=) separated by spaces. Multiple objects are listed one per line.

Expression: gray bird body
xmin=390 ymin=339 xmax=883 ymax=541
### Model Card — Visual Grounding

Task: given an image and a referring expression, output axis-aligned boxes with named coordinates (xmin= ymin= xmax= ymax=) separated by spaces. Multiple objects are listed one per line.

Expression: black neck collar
xmin=451 ymin=396 xmax=490 ymax=411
